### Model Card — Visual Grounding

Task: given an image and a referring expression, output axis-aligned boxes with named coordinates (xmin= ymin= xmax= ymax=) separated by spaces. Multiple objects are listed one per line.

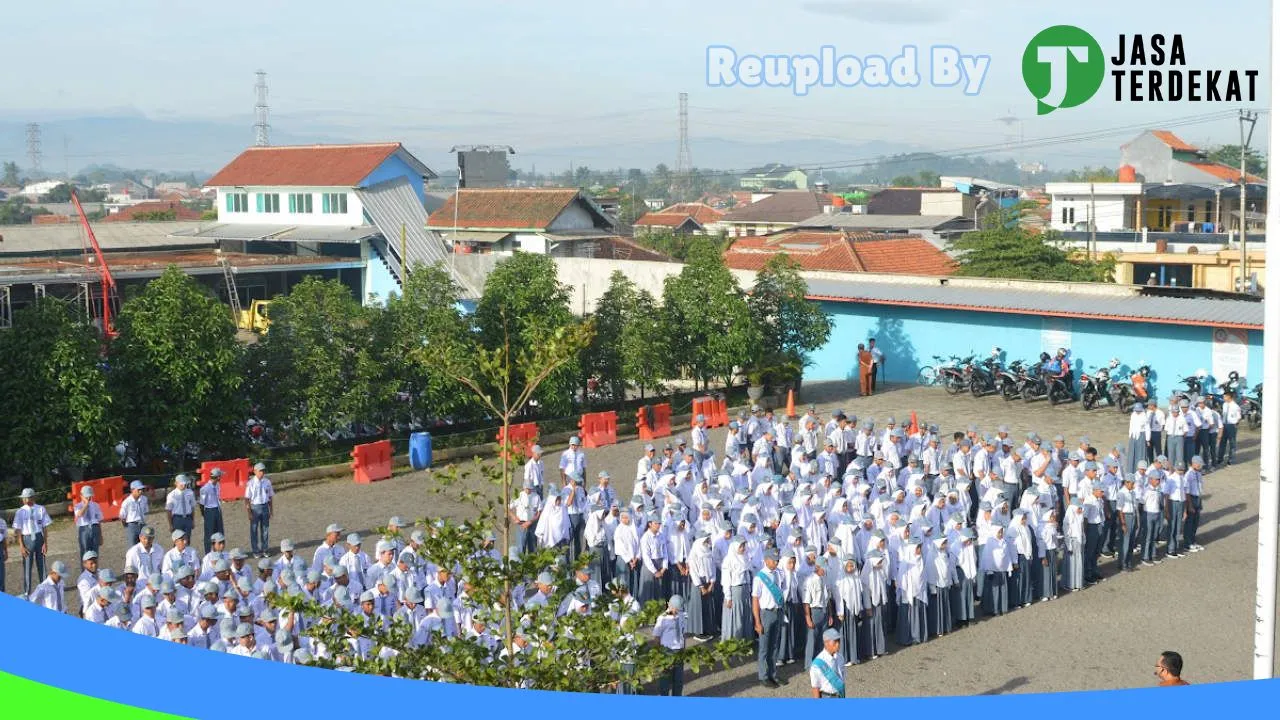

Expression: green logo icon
xmin=1022 ymin=25 xmax=1105 ymax=115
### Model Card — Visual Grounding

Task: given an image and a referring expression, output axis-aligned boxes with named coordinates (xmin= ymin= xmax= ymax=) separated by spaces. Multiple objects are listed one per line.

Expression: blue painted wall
xmin=807 ymin=301 xmax=1264 ymax=397
xmin=360 ymin=152 xmax=427 ymax=204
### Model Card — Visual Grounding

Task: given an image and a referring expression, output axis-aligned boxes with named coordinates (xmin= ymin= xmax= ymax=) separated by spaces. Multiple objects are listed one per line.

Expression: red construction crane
xmin=70 ymin=189 xmax=119 ymax=339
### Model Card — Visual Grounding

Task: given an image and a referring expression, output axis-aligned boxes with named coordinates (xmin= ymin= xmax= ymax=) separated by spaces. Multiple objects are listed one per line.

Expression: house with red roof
xmin=196 ymin=143 xmax=454 ymax=301
xmin=632 ymin=202 xmax=725 ymax=236
xmin=1121 ymin=130 xmax=1265 ymax=185
xmin=427 ymin=187 xmax=627 ymax=257
xmin=722 ymin=227 xmax=956 ymax=277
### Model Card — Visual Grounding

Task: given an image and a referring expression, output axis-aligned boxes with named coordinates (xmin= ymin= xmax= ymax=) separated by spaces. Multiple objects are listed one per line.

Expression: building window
xmin=1061 ymin=207 xmax=1075 ymax=225
xmin=322 ymin=193 xmax=349 ymax=214
xmin=1205 ymin=200 xmax=1215 ymax=223
xmin=288 ymin=193 xmax=313 ymax=214
xmin=225 ymin=192 xmax=249 ymax=213
xmin=257 ymin=193 xmax=280 ymax=213
xmin=745 ymin=226 xmax=757 ymax=237
xmin=1186 ymin=204 xmax=1195 ymax=223
xmin=1157 ymin=207 xmax=1170 ymax=228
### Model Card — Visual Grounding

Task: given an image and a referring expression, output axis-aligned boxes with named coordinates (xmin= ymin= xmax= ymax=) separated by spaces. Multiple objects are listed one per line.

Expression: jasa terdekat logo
xmin=1023 ymin=25 xmax=1260 ymax=115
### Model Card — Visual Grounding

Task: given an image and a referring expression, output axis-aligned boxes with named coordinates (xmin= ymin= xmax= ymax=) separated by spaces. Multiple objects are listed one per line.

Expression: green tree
xmin=0 ymin=198 xmax=36 ymax=225
xmin=108 ymin=267 xmax=245 ymax=466
xmin=583 ymin=271 xmax=637 ymax=402
xmin=890 ymin=174 xmax=917 ymax=187
xmin=620 ymin=288 xmax=667 ymax=399
xmin=662 ymin=241 xmax=758 ymax=389
xmin=1205 ymin=145 xmax=1266 ymax=177
xmin=0 ymin=298 xmax=115 ymax=482
xmin=1062 ymin=166 xmax=1118 ymax=182
xmin=40 ymin=183 xmax=73 ymax=203
xmin=253 ymin=277 xmax=372 ymax=448
xmin=474 ymin=254 xmax=578 ymax=417
xmin=2 ymin=161 xmax=20 ymax=186
xmin=748 ymin=254 xmax=834 ymax=376
xmin=364 ymin=263 xmax=473 ymax=429
xmin=948 ymin=207 xmax=1115 ymax=282
xmin=917 ymin=170 xmax=941 ymax=187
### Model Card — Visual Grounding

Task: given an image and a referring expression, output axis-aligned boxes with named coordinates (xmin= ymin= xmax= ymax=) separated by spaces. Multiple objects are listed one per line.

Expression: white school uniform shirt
xmin=311 ymin=541 xmax=344 ymax=574
xmin=246 ymin=476 xmax=274 ymax=505
xmin=751 ymin=566 xmax=784 ymax=610
xmin=73 ymin=500 xmax=103 ymax=528
xmin=131 ymin=615 xmax=160 ymax=637
xmin=119 ymin=494 xmax=149 ymax=523
xmin=166 ymin=488 xmax=195 ymax=516
xmin=524 ymin=457 xmax=544 ymax=490
xmin=810 ymin=648 xmax=845 ymax=694
xmin=1141 ymin=483 xmax=1164 ymax=513
xmin=163 ymin=547 xmax=199 ymax=578
xmin=126 ymin=542 xmax=165 ymax=579
xmin=1162 ymin=472 xmax=1188 ymax=502
xmin=1148 ymin=408 xmax=1166 ymax=433
xmin=1222 ymin=400 xmax=1243 ymax=426
xmin=199 ymin=482 xmax=221 ymax=510
xmin=29 ymin=577 xmax=66 ymax=612
xmin=802 ymin=571 xmax=829 ymax=609
xmin=653 ymin=610 xmax=686 ymax=650
xmin=13 ymin=504 xmax=53 ymax=537
xmin=1203 ymin=409 xmax=1222 ymax=432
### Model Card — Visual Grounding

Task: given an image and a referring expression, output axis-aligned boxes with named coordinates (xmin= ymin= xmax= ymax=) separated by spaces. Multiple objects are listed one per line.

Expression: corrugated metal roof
xmin=177 ymin=224 xmax=294 ymax=241
xmin=805 ymin=276 xmax=1264 ymax=329
xmin=177 ymin=223 xmax=379 ymax=243
xmin=357 ymin=177 xmax=477 ymax=296
xmin=0 ymin=221 xmax=208 ymax=255
xmin=795 ymin=213 xmax=960 ymax=230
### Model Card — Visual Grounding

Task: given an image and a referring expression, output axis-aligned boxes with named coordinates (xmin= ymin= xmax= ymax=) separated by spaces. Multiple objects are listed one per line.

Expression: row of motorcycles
xmin=929 ymin=350 xmax=1262 ymax=429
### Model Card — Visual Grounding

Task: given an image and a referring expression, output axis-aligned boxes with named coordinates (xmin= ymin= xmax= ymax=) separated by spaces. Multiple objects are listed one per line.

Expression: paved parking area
xmin=5 ymin=381 xmax=1275 ymax=695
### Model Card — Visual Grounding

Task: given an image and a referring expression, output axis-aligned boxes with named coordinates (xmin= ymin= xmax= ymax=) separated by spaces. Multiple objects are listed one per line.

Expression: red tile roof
xmin=1184 ymin=161 xmax=1264 ymax=184
xmin=663 ymin=202 xmax=724 ymax=224
xmin=204 ymin=143 xmax=406 ymax=187
xmin=723 ymin=229 xmax=955 ymax=276
xmin=1150 ymin=130 xmax=1199 ymax=152
xmin=426 ymin=188 xmax=587 ymax=230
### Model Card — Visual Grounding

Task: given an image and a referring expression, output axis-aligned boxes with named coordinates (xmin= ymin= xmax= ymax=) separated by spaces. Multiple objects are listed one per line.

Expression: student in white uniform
xmin=809 ymin=627 xmax=846 ymax=698
xmin=653 ymin=595 xmax=687 ymax=696
xmin=72 ymin=485 xmax=104 ymax=559
xmin=29 ymin=561 xmax=68 ymax=613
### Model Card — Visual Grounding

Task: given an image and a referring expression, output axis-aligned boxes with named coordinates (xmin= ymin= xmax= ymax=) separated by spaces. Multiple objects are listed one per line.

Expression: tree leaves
xmin=662 ymin=242 xmax=758 ymax=387
xmin=948 ymin=206 xmax=1116 ymax=282
xmin=748 ymin=254 xmax=834 ymax=372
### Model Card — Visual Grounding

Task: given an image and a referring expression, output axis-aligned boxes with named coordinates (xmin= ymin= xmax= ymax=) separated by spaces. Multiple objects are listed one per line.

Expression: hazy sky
xmin=0 ymin=0 xmax=1271 ymax=171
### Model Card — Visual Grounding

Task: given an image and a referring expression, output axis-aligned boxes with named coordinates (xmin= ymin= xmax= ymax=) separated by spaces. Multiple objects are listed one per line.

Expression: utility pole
xmin=1238 ymin=109 xmax=1258 ymax=292
xmin=1089 ymin=182 xmax=1097 ymax=259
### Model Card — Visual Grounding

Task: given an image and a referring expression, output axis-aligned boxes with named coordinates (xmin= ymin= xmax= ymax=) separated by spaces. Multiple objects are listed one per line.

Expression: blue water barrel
xmin=409 ymin=432 xmax=432 ymax=470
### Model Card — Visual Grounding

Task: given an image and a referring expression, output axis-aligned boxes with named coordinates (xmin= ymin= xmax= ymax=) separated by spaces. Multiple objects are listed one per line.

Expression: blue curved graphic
xmin=0 ymin=593 xmax=1274 ymax=715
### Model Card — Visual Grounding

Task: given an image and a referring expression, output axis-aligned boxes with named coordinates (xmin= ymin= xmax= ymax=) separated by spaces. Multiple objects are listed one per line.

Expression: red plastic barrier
xmin=639 ymin=403 xmax=673 ymax=441
xmin=67 ymin=476 xmax=126 ymax=522
xmin=352 ymin=439 xmax=393 ymax=484
xmin=690 ymin=397 xmax=707 ymax=429
xmin=581 ymin=412 xmax=599 ymax=445
xmin=594 ymin=410 xmax=618 ymax=447
xmin=497 ymin=422 xmax=539 ymax=460
xmin=693 ymin=396 xmax=726 ymax=429
xmin=198 ymin=458 xmax=251 ymax=501
xmin=715 ymin=397 xmax=729 ymax=428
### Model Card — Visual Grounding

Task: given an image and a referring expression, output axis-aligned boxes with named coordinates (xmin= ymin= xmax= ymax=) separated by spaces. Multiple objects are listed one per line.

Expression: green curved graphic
xmin=1 ymin=671 xmax=190 ymax=718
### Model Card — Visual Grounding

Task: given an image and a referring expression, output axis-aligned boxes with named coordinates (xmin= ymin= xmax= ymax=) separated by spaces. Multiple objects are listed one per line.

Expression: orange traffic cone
xmin=786 ymin=389 xmax=797 ymax=419
xmin=908 ymin=410 xmax=920 ymax=436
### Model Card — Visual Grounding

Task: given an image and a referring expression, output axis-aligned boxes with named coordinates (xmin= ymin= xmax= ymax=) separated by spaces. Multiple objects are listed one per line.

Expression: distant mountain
xmin=514 ymin=137 xmax=922 ymax=174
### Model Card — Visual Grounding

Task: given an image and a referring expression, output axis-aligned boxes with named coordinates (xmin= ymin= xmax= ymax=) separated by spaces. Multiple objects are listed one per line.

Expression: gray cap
xmin=346 ymin=533 xmax=362 ymax=546
xmin=171 ymin=529 xmax=186 ymax=541
xmin=140 ymin=596 xmax=157 ymax=609
xmin=359 ymin=590 xmax=376 ymax=604
xmin=280 ymin=539 xmax=295 ymax=552
xmin=99 ymin=569 xmax=118 ymax=583
xmin=325 ymin=523 xmax=343 ymax=535
xmin=165 ymin=609 xmax=184 ymax=623
xmin=20 ymin=488 xmax=35 ymax=499
xmin=210 ymin=532 xmax=226 ymax=543
xmin=51 ymin=561 xmax=68 ymax=575
xmin=235 ymin=622 xmax=253 ymax=638
xmin=199 ymin=605 xmax=218 ymax=620
xmin=254 ymin=462 xmax=267 ymax=471
xmin=668 ymin=595 xmax=684 ymax=610
xmin=822 ymin=628 xmax=841 ymax=643
xmin=531 ymin=444 xmax=543 ymax=454
xmin=569 ymin=436 xmax=580 ymax=445
xmin=141 ymin=527 xmax=156 ymax=538
xmin=82 ymin=550 xmax=98 ymax=562
xmin=80 ymin=485 xmax=94 ymax=497
xmin=130 ymin=480 xmax=145 ymax=491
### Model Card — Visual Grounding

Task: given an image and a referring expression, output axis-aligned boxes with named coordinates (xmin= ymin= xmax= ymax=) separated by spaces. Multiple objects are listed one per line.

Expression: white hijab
xmin=534 ymin=495 xmax=570 ymax=547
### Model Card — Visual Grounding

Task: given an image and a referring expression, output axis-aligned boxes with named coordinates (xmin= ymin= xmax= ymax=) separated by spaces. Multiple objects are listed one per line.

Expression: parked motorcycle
xmin=1244 ymin=382 xmax=1263 ymax=430
xmin=996 ymin=360 xmax=1024 ymax=401
xmin=1022 ymin=352 xmax=1073 ymax=405
xmin=1080 ymin=358 xmax=1121 ymax=411
xmin=1176 ymin=372 xmax=1223 ymax=411
xmin=1109 ymin=364 xmax=1149 ymax=414
xmin=940 ymin=355 xmax=972 ymax=396
xmin=968 ymin=347 xmax=1003 ymax=398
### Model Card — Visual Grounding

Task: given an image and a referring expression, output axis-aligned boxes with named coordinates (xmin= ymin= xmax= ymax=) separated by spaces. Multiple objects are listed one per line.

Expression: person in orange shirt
xmin=857 ymin=343 xmax=874 ymax=397
xmin=1155 ymin=650 xmax=1190 ymax=686
xmin=1132 ymin=366 xmax=1149 ymax=403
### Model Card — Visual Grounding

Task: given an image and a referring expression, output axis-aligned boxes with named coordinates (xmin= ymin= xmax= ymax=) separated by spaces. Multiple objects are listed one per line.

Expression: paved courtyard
xmin=5 ymin=381 xmax=1276 ymax=695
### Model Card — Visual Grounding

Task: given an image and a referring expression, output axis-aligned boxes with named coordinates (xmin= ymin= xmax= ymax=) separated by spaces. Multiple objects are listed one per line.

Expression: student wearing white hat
xmin=810 ymin=627 xmax=846 ymax=698
xmin=29 ymin=561 xmax=67 ymax=613
xmin=246 ymin=462 xmax=274 ymax=558
xmin=311 ymin=524 xmax=345 ymax=574
xmin=339 ymin=534 xmax=370 ymax=597
xmin=509 ymin=478 xmax=543 ymax=556
xmin=165 ymin=474 xmax=196 ymax=549
xmin=524 ymin=444 xmax=545 ymax=498
xmin=73 ymin=485 xmax=104 ymax=559
xmin=119 ymin=480 xmax=150 ymax=549
xmin=131 ymin=595 xmax=160 ymax=637
xmin=199 ymin=469 xmax=224 ymax=555
xmin=14 ymin=488 xmax=53 ymax=595
xmin=559 ymin=436 xmax=586 ymax=484
xmin=162 ymin=529 xmax=198 ymax=581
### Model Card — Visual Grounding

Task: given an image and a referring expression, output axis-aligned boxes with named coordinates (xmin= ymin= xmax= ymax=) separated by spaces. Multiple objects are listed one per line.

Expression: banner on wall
xmin=1040 ymin=318 xmax=1072 ymax=354
xmin=1211 ymin=327 xmax=1249 ymax=381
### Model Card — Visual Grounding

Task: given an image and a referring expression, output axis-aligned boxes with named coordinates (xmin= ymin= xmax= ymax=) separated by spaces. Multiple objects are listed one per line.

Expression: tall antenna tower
xmin=675 ymin=92 xmax=691 ymax=192
xmin=254 ymin=70 xmax=270 ymax=147
xmin=26 ymin=123 xmax=42 ymax=177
